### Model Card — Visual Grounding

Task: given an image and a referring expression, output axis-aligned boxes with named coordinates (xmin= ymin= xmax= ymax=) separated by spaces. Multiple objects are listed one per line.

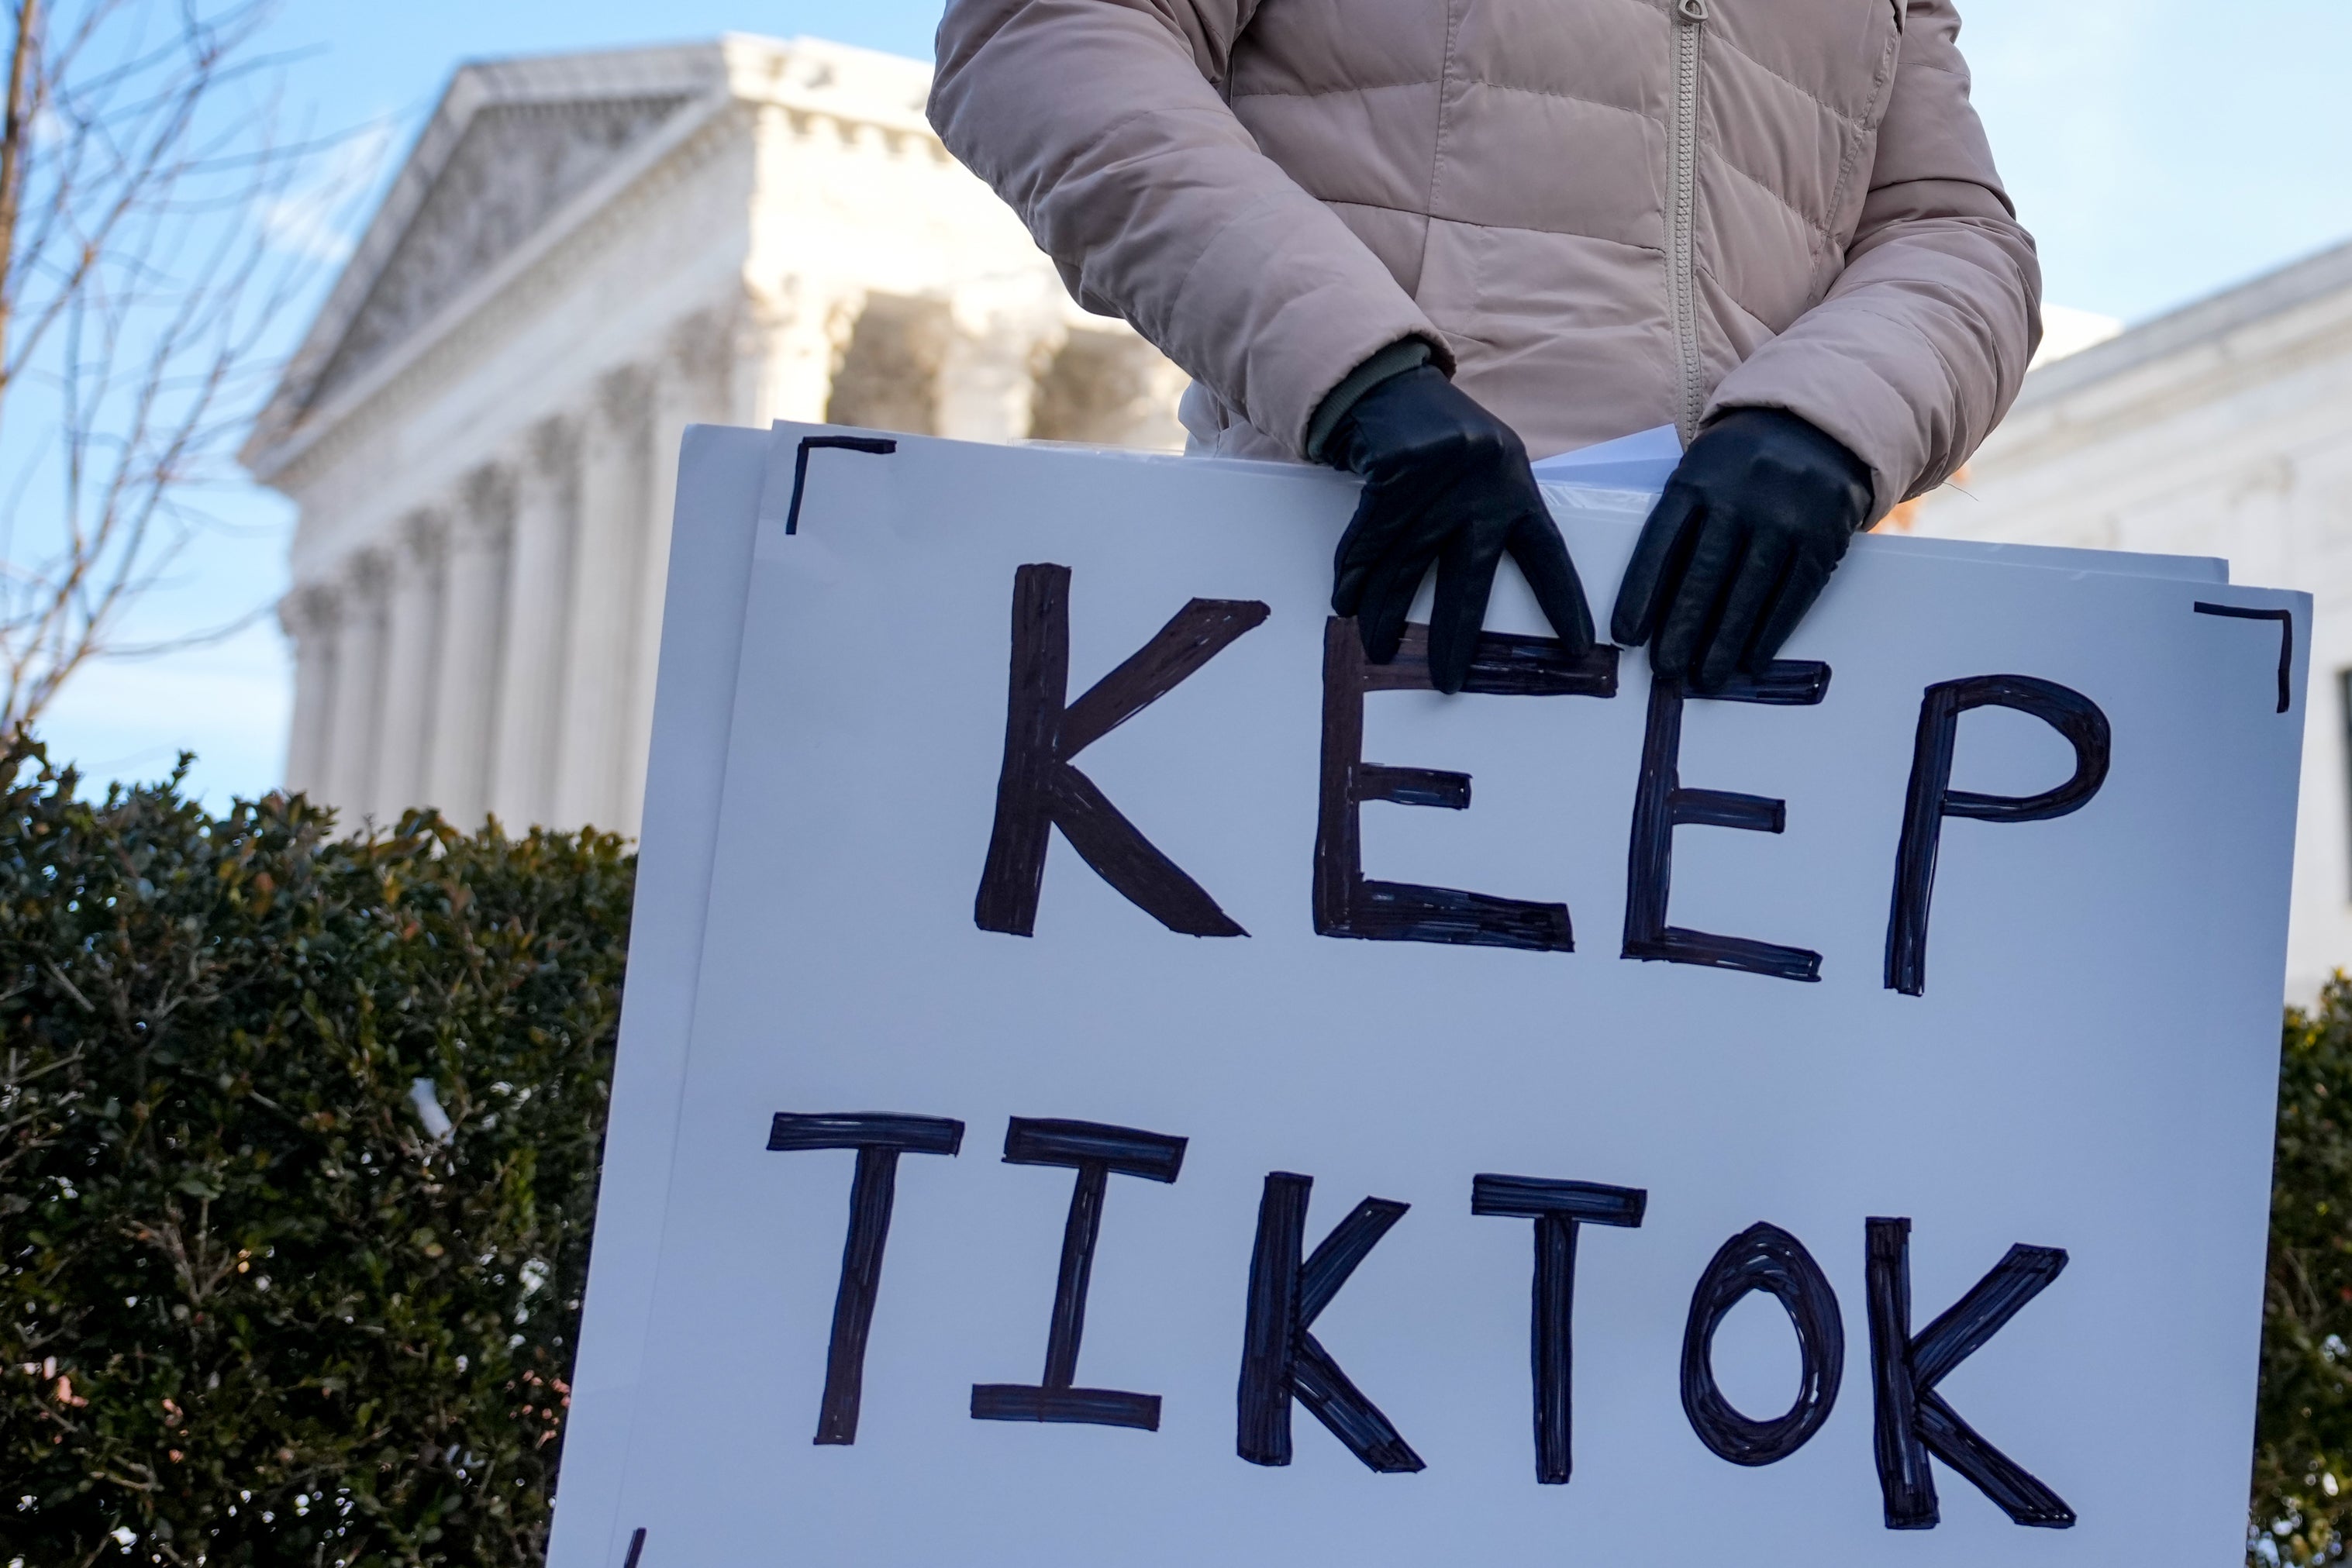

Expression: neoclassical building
xmin=247 ymin=36 xmax=1185 ymax=839
xmin=1912 ymin=241 xmax=2352 ymax=996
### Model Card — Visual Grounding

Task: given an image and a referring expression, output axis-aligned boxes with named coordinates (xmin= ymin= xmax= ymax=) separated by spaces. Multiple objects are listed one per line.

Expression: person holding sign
xmin=929 ymin=0 xmax=2037 ymax=694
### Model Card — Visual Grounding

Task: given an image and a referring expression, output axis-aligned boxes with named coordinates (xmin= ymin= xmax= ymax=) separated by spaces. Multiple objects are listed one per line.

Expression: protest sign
xmin=547 ymin=420 xmax=2304 ymax=1567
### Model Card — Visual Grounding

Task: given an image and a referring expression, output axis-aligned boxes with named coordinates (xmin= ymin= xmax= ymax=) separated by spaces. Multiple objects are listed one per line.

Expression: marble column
xmin=554 ymin=365 xmax=654 ymax=832
xmin=278 ymin=583 xmax=339 ymax=799
xmin=320 ymin=550 xmax=389 ymax=825
xmin=753 ymin=278 xmax=858 ymax=426
xmin=1026 ymin=326 xmax=1190 ymax=448
xmin=936 ymin=312 xmax=1048 ymax=443
xmin=371 ymin=510 xmax=447 ymax=824
xmin=487 ymin=419 xmax=578 ymax=832
xmin=424 ymin=465 xmax=513 ymax=831
xmin=617 ymin=313 xmax=735 ymax=835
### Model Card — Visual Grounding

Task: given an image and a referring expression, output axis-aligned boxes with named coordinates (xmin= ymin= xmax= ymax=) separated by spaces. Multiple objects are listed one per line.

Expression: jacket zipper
xmin=1669 ymin=0 xmax=1709 ymax=442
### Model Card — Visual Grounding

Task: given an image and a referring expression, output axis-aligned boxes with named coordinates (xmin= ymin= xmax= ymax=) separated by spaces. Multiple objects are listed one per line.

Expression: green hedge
xmin=2257 ymin=975 xmax=2352 ymax=1565
xmin=0 ymin=741 xmax=629 ymax=1566
xmin=2 ymin=736 xmax=2351 ymax=1564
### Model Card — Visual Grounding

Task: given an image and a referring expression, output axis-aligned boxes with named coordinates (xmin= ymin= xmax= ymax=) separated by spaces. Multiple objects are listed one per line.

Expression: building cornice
xmin=2016 ymin=237 xmax=2352 ymax=415
xmin=1983 ymin=249 xmax=2352 ymax=472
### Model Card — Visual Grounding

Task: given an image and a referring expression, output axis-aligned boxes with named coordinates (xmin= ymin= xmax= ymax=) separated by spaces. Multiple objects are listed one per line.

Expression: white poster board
xmin=550 ymin=421 xmax=2305 ymax=1568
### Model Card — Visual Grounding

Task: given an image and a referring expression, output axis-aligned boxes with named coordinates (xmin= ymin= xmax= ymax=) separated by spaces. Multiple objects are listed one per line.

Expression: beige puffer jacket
xmin=930 ymin=0 xmax=2038 ymax=519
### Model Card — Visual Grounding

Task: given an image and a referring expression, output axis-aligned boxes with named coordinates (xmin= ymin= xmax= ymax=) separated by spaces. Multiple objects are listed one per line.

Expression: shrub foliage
xmin=0 ymin=741 xmax=629 ymax=1566
xmin=2257 ymin=975 xmax=2352 ymax=1565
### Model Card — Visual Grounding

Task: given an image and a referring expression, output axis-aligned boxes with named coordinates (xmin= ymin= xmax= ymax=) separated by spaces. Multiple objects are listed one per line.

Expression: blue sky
xmin=35 ymin=0 xmax=2352 ymax=809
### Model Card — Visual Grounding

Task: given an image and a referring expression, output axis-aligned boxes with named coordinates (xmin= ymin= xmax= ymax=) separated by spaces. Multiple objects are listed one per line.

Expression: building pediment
xmin=313 ymin=95 xmax=690 ymax=402
xmin=246 ymin=43 xmax=730 ymax=468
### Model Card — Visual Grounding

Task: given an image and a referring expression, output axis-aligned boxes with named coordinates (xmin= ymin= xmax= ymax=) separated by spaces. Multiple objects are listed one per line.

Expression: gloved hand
xmin=1325 ymin=364 xmax=1595 ymax=694
xmin=1609 ymin=407 xmax=1874 ymax=692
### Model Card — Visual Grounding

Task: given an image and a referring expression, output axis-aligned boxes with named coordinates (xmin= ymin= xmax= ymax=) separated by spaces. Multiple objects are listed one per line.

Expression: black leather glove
xmin=1609 ymin=408 xmax=1874 ymax=692
xmin=1326 ymin=364 xmax=1595 ymax=694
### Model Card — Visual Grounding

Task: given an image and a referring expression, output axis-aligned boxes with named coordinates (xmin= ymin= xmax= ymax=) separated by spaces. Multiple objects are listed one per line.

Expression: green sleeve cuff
xmin=1304 ymin=337 xmax=1436 ymax=464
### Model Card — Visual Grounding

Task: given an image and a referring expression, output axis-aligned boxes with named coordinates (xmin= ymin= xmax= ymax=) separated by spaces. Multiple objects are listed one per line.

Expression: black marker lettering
xmin=1472 ymin=1173 xmax=1647 ymax=1484
xmin=976 ymin=563 xmax=1268 ymax=939
xmin=767 ymin=1112 xmax=965 ymax=1445
xmin=972 ymin=1118 xmax=1188 ymax=1431
xmin=1316 ymin=617 xmax=1616 ymax=951
xmin=1681 ymin=1222 xmax=1844 ymax=1466
xmin=1623 ymin=664 xmax=1830 ymax=982
xmin=1884 ymin=675 xmax=2111 ymax=996
xmin=1867 ymin=1217 xmax=2074 ymax=1529
xmin=1237 ymin=1172 xmax=1425 ymax=1473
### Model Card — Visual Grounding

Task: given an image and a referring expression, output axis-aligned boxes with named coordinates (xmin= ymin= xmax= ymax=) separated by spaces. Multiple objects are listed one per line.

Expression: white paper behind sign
xmin=550 ymin=422 xmax=2305 ymax=1568
xmin=1526 ymin=420 xmax=1684 ymax=491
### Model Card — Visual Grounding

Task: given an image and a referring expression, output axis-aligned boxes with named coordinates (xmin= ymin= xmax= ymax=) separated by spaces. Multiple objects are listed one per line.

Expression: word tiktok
xmin=771 ymin=1111 xmax=2073 ymax=1532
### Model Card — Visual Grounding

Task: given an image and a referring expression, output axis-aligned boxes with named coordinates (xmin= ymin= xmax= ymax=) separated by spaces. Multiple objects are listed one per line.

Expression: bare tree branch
xmin=0 ymin=0 xmax=360 ymax=736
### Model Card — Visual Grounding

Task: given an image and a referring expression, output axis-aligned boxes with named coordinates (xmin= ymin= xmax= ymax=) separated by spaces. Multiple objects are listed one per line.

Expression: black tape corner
xmin=785 ymin=434 xmax=898 ymax=536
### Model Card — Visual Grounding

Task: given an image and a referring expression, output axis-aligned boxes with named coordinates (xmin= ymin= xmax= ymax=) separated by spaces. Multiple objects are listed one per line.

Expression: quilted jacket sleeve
xmin=929 ymin=0 xmax=1444 ymax=457
xmin=1702 ymin=0 xmax=2041 ymax=520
